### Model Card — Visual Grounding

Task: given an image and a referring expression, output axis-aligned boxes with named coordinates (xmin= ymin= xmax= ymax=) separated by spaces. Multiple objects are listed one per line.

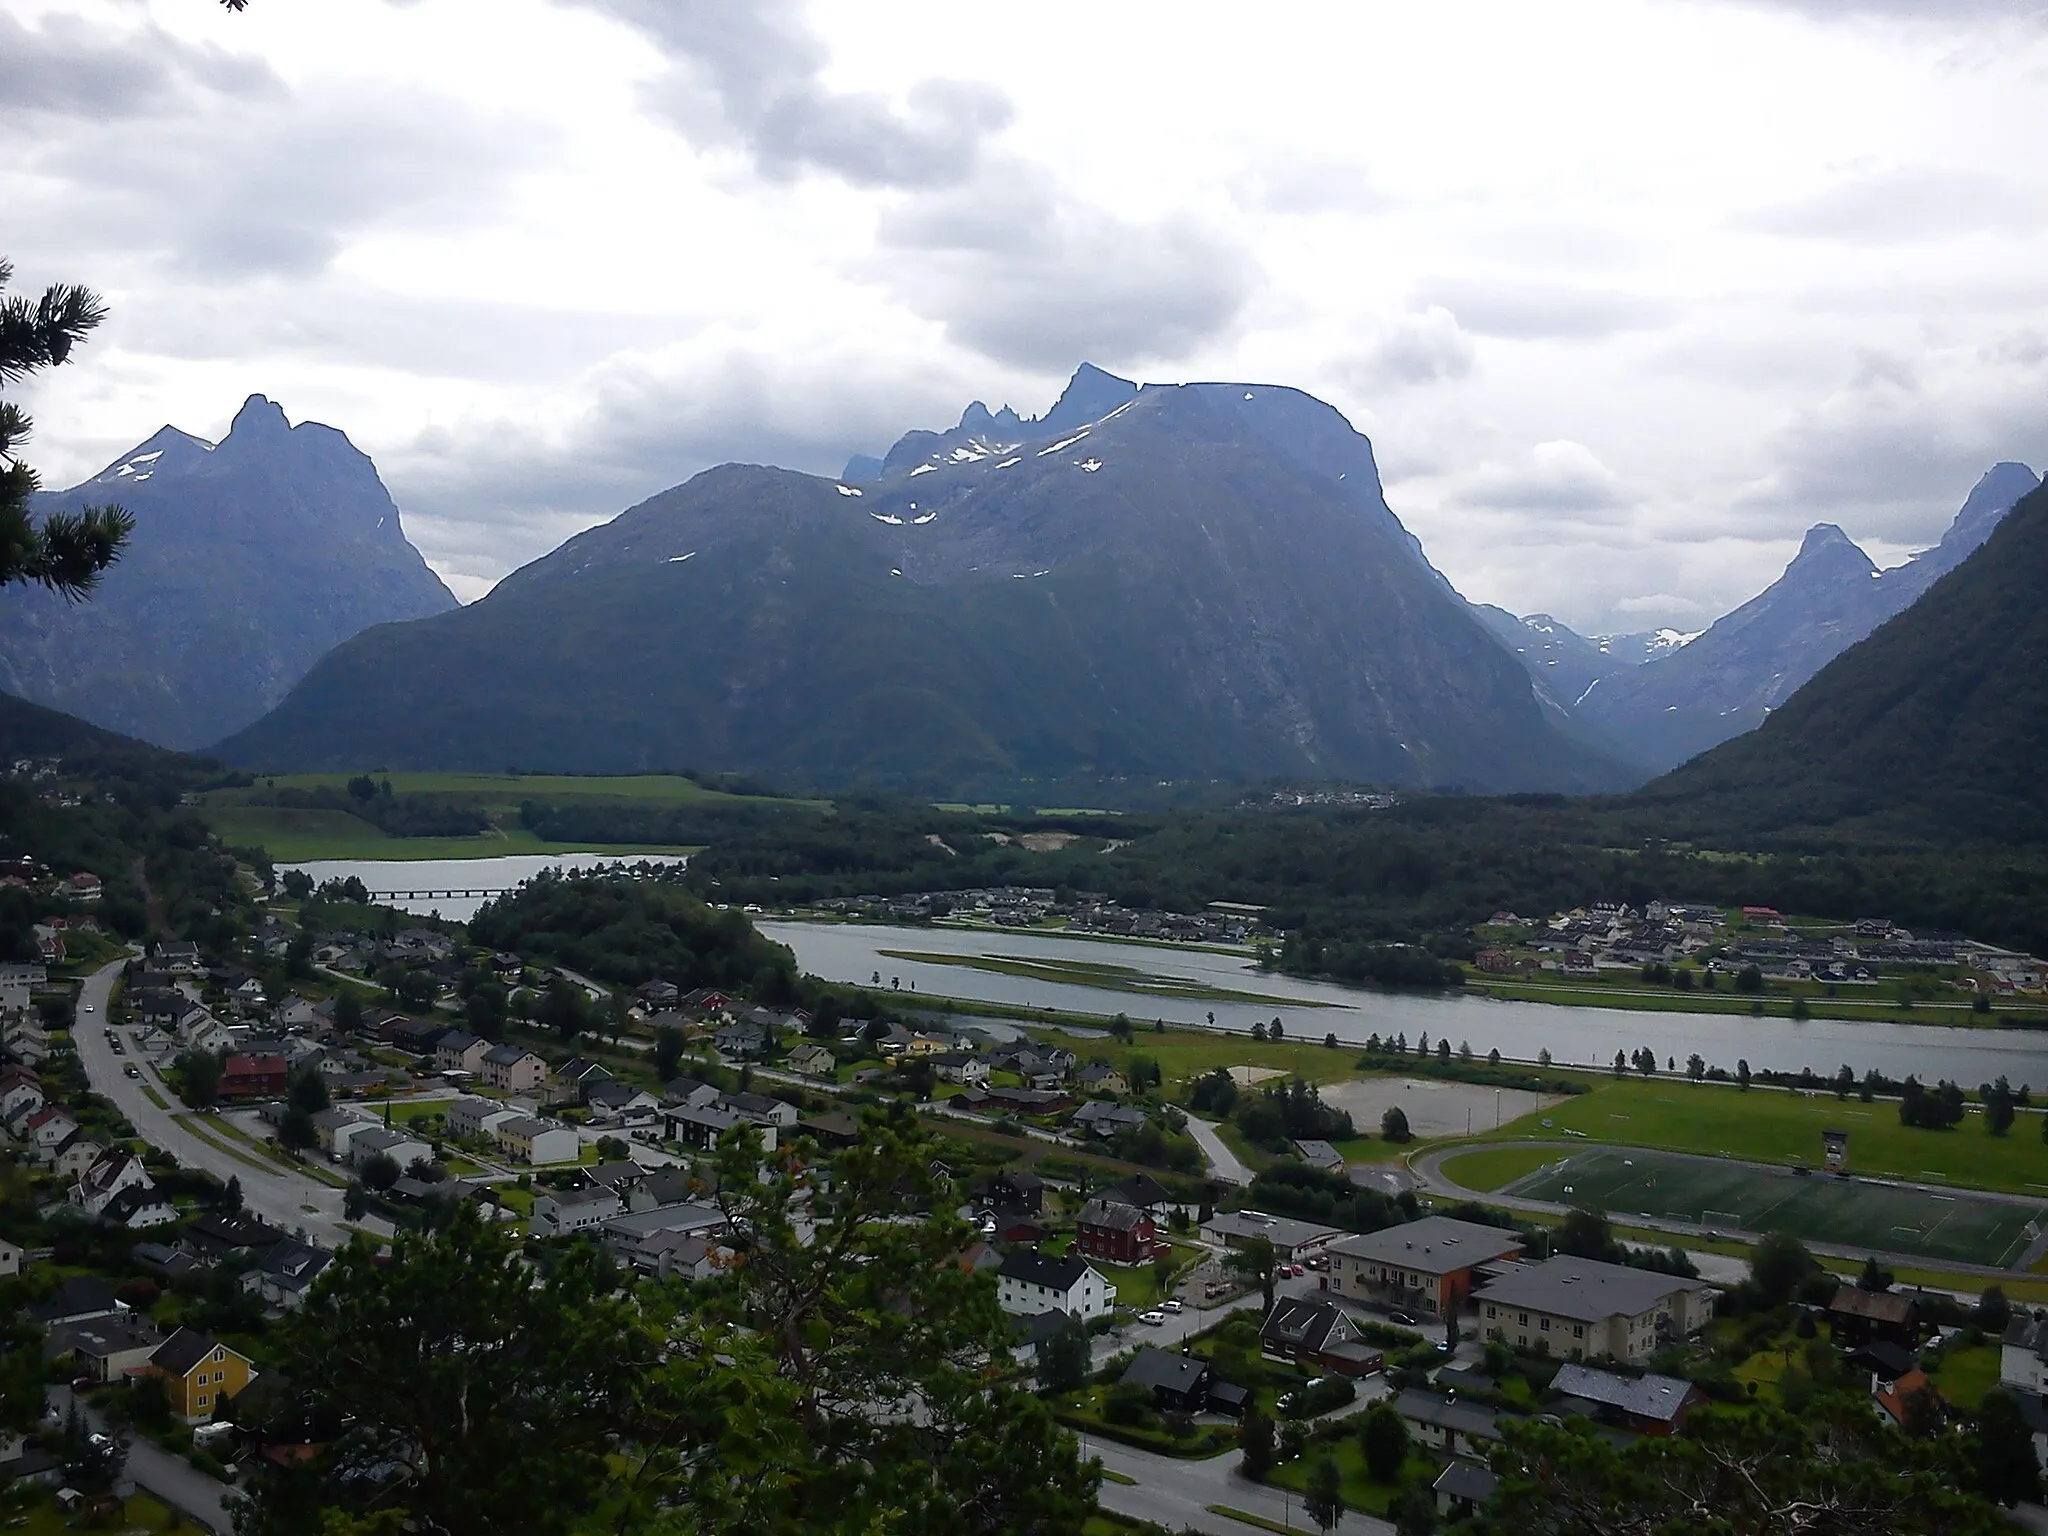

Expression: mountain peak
xmin=1038 ymin=363 xmax=1139 ymax=436
xmin=1789 ymin=522 xmax=1877 ymax=576
xmin=229 ymin=393 xmax=292 ymax=439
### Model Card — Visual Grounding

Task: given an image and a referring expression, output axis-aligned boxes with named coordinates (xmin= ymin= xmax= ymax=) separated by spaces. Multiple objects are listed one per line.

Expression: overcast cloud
xmin=7 ymin=0 xmax=2048 ymax=628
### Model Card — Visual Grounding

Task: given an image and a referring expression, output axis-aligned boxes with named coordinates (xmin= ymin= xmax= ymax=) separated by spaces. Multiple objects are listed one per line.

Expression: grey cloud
xmin=1234 ymin=156 xmax=1390 ymax=216
xmin=566 ymin=0 xmax=1010 ymax=188
xmin=1459 ymin=441 xmax=1633 ymax=518
xmin=1342 ymin=306 xmax=1476 ymax=392
xmin=872 ymin=166 xmax=1256 ymax=370
xmin=0 ymin=10 xmax=278 ymax=119
xmin=17 ymin=90 xmax=548 ymax=282
xmin=1743 ymin=166 xmax=2041 ymax=244
xmin=1422 ymin=279 xmax=1673 ymax=340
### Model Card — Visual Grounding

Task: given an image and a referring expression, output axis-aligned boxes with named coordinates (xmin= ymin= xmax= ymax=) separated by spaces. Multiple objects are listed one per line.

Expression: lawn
xmin=211 ymin=770 xmax=755 ymax=805
xmin=4 ymin=1490 xmax=207 ymax=1533
xmin=1438 ymin=1144 xmax=1562 ymax=1192
xmin=1267 ymin=1441 xmax=1436 ymax=1516
xmin=1052 ymin=1386 xmax=1238 ymax=1458
xmin=1928 ymin=1341 xmax=2001 ymax=1410
xmin=1480 ymin=1076 xmax=2048 ymax=1200
xmin=1064 ymin=1026 xmax=1375 ymax=1095
xmin=1507 ymin=1146 xmax=2046 ymax=1268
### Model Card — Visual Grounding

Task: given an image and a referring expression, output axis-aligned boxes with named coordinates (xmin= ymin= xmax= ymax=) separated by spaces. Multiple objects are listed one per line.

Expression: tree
xmin=1974 ymin=1285 xmax=2011 ymax=1335
xmin=1390 ymin=1483 xmax=1439 ymax=1536
xmin=541 ymin=977 xmax=587 ymax=1042
xmin=1270 ymin=1017 xmax=1285 ymax=1041
xmin=1973 ymin=1389 xmax=2043 ymax=1506
xmin=288 ymin=1064 xmax=330 ymax=1116
xmin=1036 ymin=1313 xmax=1090 ymax=1395
xmin=1110 ymin=1013 xmax=1134 ymax=1043
xmin=176 ymin=1048 xmax=221 ymax=1108
xmin=1736 ymin=964 xmax=1765 ymax=993
xmin=466 ymin=981 xmax=508 ymax=1037
xmin=359 ymin=1151 xmax=401 ymax=1192
xmin=1612 ymin=1049 xmax=1627 ymax=1077
xmin=1686 ymin=1053 xmax=1706 ymax=1081
xmin=1749 ymin=1230 xmax=1817 ymax=1308
xmin=219 ymin=1174 xmax=244 ymax=1216
xmin=1380 ymin=1106 xmax=1412 ymax=1144
xmin=1305 ymin=1453 xmax=1345 ymax=1532
xmin=654 ymin=1027 xmax=685 ymax=1082
xmin=1227 ymin=1235 xmax=1277 ymax=1313
xmin=335 ymin=989 xmax=364 ymax=1036
xmin=346 ymin=775 xmax=377 ymax=802
xmin=1985 ymin=1077 xmax=2016 ymax=1137
xmin=1 ymin=258 xmax=132 ymax=597
xmin=1857 ymin=1255 xmax=1893 ymax=1292
xmin=1239 ymin=1408 xmax=1275 ymax=1482
xmin=1359 ymin=1400 xmax=1409 ymax=1482
xmin=279 ymin=1107 xmax=316 ymax=1152
xmin=1737 ymin=1058 xmax=1751 ymax=1092
xmin=1558 ymin=1207 xmax=1615 ymax=1261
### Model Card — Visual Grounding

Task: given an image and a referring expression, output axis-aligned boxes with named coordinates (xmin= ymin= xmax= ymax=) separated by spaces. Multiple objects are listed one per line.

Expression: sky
xmin=6 ymin=0 xmax=2047 ymax=630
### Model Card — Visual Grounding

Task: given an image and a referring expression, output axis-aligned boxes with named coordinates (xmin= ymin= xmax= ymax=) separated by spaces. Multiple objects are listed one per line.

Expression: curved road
xmin=1184 ymin=1114 xmax=1254 ymax=1187
xmin=75 ymin=958 xmax=387 ymax=1249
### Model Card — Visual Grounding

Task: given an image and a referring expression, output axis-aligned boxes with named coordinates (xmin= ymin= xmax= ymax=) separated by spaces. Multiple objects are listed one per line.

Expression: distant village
xmin=814 ymin=885 xmax=1270 ymax=945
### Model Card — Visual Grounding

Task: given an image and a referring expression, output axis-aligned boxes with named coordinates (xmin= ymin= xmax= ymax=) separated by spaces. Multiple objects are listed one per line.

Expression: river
xmin=761 ymin=920 xmax=2048 ymax=1087
xmin=281 ymin=852 xmax=687 ymax=922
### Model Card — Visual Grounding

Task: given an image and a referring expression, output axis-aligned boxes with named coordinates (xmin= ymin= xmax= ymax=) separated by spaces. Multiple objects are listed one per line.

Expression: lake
xmin=761 ymin=920 xmax=2048 ymax=1087
xmin=281 ymin=852 xmax=687 ymax=922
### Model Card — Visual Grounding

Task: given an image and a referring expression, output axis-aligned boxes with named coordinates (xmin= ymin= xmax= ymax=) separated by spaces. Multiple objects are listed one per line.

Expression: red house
xmin=219 ymin=1054 xmax=290 ymax=1100
xmin=1074 ymin=1198 xmax=1163 ymax=1266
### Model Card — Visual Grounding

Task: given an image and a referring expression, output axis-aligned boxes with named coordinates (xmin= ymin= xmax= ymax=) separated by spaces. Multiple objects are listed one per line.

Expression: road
xmin=1092 ymin=1435 xmax=1392 ymax=1534
xmin=1184 ymin=1113 xmax=1254 ymax=1186
xmin=51 ymin=1384 xmax=236 ymax=1534
xmin=75 ymin=958 xmax=385 ymax=1249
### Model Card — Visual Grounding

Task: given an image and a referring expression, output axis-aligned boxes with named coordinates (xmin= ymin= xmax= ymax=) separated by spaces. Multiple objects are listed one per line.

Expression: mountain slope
xmin=1640 ymin=478 xmax=2048 ymax=845
xmin=1471 ymin=606 xmax=1693 ymax=713
xmin=1577 ymin=463 xmax=2039 ymax=772
xmin=0 ymin=396 xmax=455 ymax=749
xmin=218 ymin=369 xmax=1628 ymax=795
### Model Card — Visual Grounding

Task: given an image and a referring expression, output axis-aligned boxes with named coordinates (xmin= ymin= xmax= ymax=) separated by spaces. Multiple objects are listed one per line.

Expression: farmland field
xmin=1507 ymin=1146 xmax=2047 ymax=1268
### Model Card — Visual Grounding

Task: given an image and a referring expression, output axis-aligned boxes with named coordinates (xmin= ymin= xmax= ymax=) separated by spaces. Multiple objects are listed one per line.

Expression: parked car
xmin=1138 ymin=1310 xmax=1166 ymax=1326
xmin=1389 ymin=1310 xmax=1417 ymax=1327
xmin=123 ymin=1064 xmax=140 ymax=1079
xmin=1161 ymin=1299 xmax=1184 ymax=1313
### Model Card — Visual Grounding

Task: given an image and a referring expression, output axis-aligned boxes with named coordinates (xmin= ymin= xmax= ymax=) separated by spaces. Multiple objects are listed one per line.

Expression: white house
xmin=72 ymin=1149 xmax=155 ymax=1218
xmin=531 ymin=1187 xmax=623 ymax=1238
xmin=445 ymin=1095 xmax=521 ymax=1142
xmin=492 ymin=1115 xmax=581 ymax=1165
xmin=345 ymin=1127 xmax=433 ymax=1174
xmin=994 ymin=1249 xmax=1115 ymax=1322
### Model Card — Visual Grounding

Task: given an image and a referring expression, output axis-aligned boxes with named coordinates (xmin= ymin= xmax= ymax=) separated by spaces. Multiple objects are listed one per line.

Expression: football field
xmin=1507 ymin=1147 xmax=2047 ymax=1268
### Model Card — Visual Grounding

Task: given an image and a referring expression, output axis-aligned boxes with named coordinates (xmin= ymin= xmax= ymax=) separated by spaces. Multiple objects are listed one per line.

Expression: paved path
xmin=1092 ymin=1436 xmax=1392 ymax=1535
xmin=51 ymin=1384 xmax=235 ymax=1534
xmin=76 ymin=959 xmax=387 ymax=1249
xmin=1184 ymin=1114 xmax=1254 ymax=1187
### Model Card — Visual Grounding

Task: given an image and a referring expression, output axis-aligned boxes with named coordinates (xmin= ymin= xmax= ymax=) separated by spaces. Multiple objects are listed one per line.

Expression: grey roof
xmin=150 ymin=1327 xmax=228 ymax=1379
xmin=1475 ymin=1256 xmax=1707 ymax=1324
xmin=1330 ymin=1216 xmax=1525 ymax=1275
xmin=996 ymin=1249 xmax=1094 ymax=1292
xmin=1120 ymin=1347 xmax=1209 ymax=1394
xmin=1078 ymin=1198 xmax=1146 ymax=1233
xmin=600 ymin=1202 xmax=729 ymax=1240
xmin=1294 ymin=1139 xmax=1344 ymax=1167
xmin=1204 ymin=1210 xmax=1344 ymax=1253
xmin=1261 ymin=1296 xmax=1349 ymax=1354
xmin=2005 ymin=1316 xmax=2048 ymax=1363
xmin=26 ymin=1276 xmax=119 ymax=1325
xmin=1549 ymin=1364 xmax=1695 ymax=1423
xmin=50 ymin=1314 xmax=160 ymax=1359
xmin=1393 ymin=1388 xmax=1501 ymax=1441
xmin=1432 ymin=1462 xmax=1499 ymax=1503
xmin=482 ymin=1044 xmax=537 ymax=1067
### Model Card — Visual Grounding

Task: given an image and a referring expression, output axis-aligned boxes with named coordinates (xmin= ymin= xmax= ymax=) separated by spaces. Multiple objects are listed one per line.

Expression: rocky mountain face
xmin=0 ymin=396 xmax=456 ymax=749
xmin=1573 ymin=462 xmax=2040 ymax=773
xmin=217 ymin=367 xmax=1629 ymax=795
xmin=1472 ymin=607 xmax=1695 ymax=712
xmin=1643 ymin=476 xmax=2048 ymax=846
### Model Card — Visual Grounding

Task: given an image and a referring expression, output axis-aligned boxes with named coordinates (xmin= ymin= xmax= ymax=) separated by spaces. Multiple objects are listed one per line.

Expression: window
xmin=1540 ymin=1319 xmax=1550 ymax=1332
xmin=1518 ymin=1312 xmax=1529 ymax=1326
xmin=1573 ymin=1324 xmax=1585 ymax=1339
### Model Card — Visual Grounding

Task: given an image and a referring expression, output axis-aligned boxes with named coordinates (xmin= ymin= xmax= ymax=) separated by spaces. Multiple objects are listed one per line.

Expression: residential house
xmin=712 ymin=1023 xmax=770 ymax=1061
xmin=25 ymin=1276 xmax=122 ymax=1330
xmin=1293 ymin=1139 xmax=1345 ymax=1173
xmin=1828 ymin=1286 xmax=1918 ymax=1349
xmin=480 ymin=1044 xmax=549 ymax=1094
xmin=240 ymin=1241 xmax=332 ymax=1310
xmin=1074 ymin=1062 xmax=1130 ymax=1097
xmin=0 ymin=1066 xmax=45 ymax=1122
xmin=956 ymin=1084 xmax=1071 ymax=1117
xmin=979 ymin=1169 xmax=1047 ymax=1215
xmin=584 ymin=1081 xmax=661 ymax=1122
xmin=182 ymin=1015 xmax=235 ymax=1055
xmin=614 ymin=1230 xmax=728 ymax=1282
xmin=1433 ymin=1463 xmax=1499 ymax=1521
xmin=52 ymin=1137 xmax=105 ymax=1180
xmin=724 ymin=1091 xmax=798 ymax=1131
xmin=798 ymin=1111 xmax=863 ymax=1149
xmin=149 ymin=1329 xmax=255 ymax=1421
xmin=220 ymin=1053 xmax=290 ymax=1100
xmin=665 ymin=1103 xmax=776 ymax=1154
xmin=180 ymin=1213 xmax=289 ymax=1266
xmin=492 ymin=1115 xmax=581 ymax=1165
xmin=1549 ymin=1363 xmax=1700 ymax=1436
xmin=1875 ymin=1369 xmax=1944 ymax=1432
xmin=1260 ymin=1296 xmax=1385 ymax=1377
xmin=48 ymin=1314 xmax=162 ymax=1384
xmin=71 ymin=1149 xmax=157 ymax=1219
xmin=434 ymin=1030 xmax=493 ymax=1075
xmin=1119 ymin=1348 xmax=1211 ymax=1414
xmin=1325 ymin=1216 xmax=1526 ymax=1317
xmin=345 ymin=1127 xmax=432 ymax=1175
xmin=532 ymin=1187 xmax=625 ymax=1238
xmin=1393 ymin=1388 xmax=1502 ymax=1457
xmin=555 ymin=1058 xmax=615 ymax=1100
xmin=1202 ymin=1210 xmax=1346 ymax=1266
xmin=786 ymin=1043 xmax=836 ymax=1079
xmin=994 ymin=1250 xmax=1114 ymax=1322
xmin=312 ymin=1107 xmax=377 ymax=1159
xmin=930 ymin=1051 xmax=991 ymax=1087
xmin=678 ymin=987 xmax=731 ymax=1016
xmin=0 ymin=1237 xmax=18 ymax=1278
xmin=662 ymin=1077 xmax=723 ymax=1110
xmin=101 ymin=1185 xmax=178 ymax=1228
xmin=1070 ymin=1102 xmax=1147 ymax=1139
xmin=156 ymin=940 xmax=202 ymax=975
xmin=444 ymin=1095 xmax=520 ymax=1143
xmin=634 ymin=980 xmax=680 ymax=1012
xmin=1474 ymin=1256 xmax=1716 ymax=1364
xmin=584 ymin=1161 xmax=649 ymax=1202
xmin=23 ymin=1106 xmax=78 ymax=1156
xmin=1074 ymin=1199 xmax=1162 ymax=1266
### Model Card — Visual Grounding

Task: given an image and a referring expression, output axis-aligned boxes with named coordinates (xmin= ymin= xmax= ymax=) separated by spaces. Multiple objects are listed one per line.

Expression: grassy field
xmin=1437 ymin=1144 xmax=1561 ymax=1192
xmin=881 ymin=949 xmax=1327 ymax=1008
xmin=1928 ymin=1341 xmax=2001 ymax=1409
xmin=1265 ymin=1444 xmax=1435 ymax=1516
xmin=6 ymin=1491 xmax=207 ymax=1534
xmin=1465 ymin=974 xmax=2040 ymax=1027
xmin=202 ymin=805 xmax=702 ymax=862
xmin=211 ymin=771 xmax=749 ymax=804
xmin=1508 ymin=1146 xmax=2046 ymax=1268
xmin=1479 ymin=1076 xmax=2048 ymax=1199
xmin=1069 ymin=1025 xmax=1371 ymax=1095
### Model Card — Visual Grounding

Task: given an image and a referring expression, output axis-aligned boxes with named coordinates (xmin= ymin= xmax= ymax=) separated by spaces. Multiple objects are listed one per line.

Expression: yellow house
xmin=149 ymin=1328 xmax=255 ymax=1420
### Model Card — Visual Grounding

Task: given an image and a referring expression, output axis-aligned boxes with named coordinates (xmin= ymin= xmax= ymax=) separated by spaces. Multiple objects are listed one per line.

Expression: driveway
xmin=75 ymin=958 xmax=387 ymax=1249
xmin=1092 ymin=1435 xmax=1393 ymax=1534
xmin=50 ymin=1384 xmax=236 ymax=1533
xmin=1184 ymin=1114 xmax=1254 ymax=1186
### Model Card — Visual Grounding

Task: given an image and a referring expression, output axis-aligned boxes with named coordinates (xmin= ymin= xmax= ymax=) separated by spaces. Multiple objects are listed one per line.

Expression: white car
xmin=1161 ymin=1299 xmax=1184 ymax=1313
xmin=1137 ymin=1310 xmax=1167 ymax=1326
xmin=82 ymin=1003 xmax=95 ymax=1013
